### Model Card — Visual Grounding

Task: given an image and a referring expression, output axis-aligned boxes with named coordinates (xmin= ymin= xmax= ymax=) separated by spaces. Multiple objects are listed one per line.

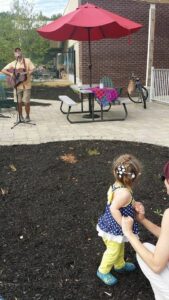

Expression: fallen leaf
xmin=60 ymin=153 xmax=78 ymax=164
xmin=0 ymin=188 xmax=8 ymax=196
xmin=87 ymin=148 xmax=100 ymax=156
xmin=9 ymin=164 xmax=17 ymax=172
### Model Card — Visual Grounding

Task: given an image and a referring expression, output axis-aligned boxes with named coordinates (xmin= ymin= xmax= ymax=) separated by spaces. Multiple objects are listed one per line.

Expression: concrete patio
xmin=0 ymin=99 xmax=168 ymax=147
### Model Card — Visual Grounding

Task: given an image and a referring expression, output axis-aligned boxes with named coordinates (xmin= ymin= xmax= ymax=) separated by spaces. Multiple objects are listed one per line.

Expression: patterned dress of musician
xmin=2 ymin=48 xmax=35 ymax=122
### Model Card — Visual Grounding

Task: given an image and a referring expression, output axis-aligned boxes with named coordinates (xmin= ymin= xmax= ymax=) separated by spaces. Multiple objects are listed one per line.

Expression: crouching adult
xmin=122 ymin=161 xmax=169 ymax=300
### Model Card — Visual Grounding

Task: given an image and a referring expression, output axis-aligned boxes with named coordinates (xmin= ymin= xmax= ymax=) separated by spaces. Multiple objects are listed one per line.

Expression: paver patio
xmin=0 ymin=99 xmax=168 ymax=147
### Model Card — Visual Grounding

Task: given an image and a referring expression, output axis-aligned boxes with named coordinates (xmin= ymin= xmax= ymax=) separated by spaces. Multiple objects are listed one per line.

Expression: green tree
xmin=11 ymin=0 xmax=50 ymax=65
xmin=0 ymin=0 xmax=62 ymax=69
xmin=0 ymin=12 xmax=17 ymax=68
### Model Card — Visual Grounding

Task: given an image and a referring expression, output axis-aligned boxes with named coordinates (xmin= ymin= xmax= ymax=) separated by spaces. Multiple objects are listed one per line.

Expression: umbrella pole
xmin=87 ymin=28 xmax=94 ymax=118
xmin=83 ymin=28 xmax=99 ymax=120
xmin=88 ymin=28 xmax=92 ymax=87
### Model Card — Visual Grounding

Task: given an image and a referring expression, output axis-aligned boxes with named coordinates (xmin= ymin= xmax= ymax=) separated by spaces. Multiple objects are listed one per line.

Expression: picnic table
xmin=59 ymin=84 xmax=128 ymax=123
xmin=78 ymin=85 xmax=120 ymax=118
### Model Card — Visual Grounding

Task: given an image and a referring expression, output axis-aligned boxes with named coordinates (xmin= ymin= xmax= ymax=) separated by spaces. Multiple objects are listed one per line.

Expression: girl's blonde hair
xmin=113 ymin=154 xmax=142 ymax=187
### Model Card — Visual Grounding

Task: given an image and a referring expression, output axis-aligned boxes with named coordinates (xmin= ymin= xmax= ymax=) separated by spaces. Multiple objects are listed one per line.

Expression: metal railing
xmin=150 ymin=67 xmax=169 ymax=104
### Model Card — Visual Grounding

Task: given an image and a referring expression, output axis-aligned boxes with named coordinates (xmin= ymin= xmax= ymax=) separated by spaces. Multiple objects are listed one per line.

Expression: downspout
xmin=146 ymin=4 xmax=156 ymax=87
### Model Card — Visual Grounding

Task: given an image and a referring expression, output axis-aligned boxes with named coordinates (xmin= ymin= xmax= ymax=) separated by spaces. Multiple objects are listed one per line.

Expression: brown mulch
xmin=0 ymin=82 xmax=168 ymax=300
xmin=31 ymin=85 xmax=80 ymax=102
xmin=0 ymin=137 xmax=168 ymax=300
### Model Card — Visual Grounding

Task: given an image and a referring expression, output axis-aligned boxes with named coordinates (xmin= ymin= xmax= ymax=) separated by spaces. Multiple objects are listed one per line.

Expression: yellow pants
xmin=98 ymin=238 xmax=125 ymax=274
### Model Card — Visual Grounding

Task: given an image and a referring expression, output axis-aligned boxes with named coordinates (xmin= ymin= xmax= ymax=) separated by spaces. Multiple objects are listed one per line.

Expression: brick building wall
xmin=79 ymin=0 xmax=169 ymax=90
xmin=154 ymin=5 xmax=169 ymax=68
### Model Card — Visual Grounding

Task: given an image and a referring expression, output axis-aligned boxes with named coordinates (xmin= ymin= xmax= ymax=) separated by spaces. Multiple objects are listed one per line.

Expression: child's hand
xmin=134 ymin=201 xmax=145 ymax=214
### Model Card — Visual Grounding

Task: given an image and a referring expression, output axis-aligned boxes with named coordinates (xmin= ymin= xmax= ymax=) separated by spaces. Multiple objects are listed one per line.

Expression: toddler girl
xmin=96 ymin=154 xmax=143 ymax=285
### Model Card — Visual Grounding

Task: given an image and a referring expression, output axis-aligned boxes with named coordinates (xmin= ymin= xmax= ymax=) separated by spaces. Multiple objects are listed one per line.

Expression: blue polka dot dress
xmin=96 ymin=184 xmax=139 ymax=243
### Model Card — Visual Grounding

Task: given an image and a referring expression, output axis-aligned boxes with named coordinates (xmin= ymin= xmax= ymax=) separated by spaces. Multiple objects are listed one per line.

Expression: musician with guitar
xmin=1 ymin=47 xmax=35 ymax=123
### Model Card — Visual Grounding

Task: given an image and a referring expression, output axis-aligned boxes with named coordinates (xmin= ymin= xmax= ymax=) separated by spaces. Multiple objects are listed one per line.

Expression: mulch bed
xmin=31 ymin=85 xmax=80 ymax=102
xmin=0 ymin=140 xmax=168 ymax=300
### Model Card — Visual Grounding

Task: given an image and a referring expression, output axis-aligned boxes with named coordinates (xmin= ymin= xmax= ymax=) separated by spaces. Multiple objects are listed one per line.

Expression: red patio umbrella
xmin=37 ymin=2 xmax=142 ymax=86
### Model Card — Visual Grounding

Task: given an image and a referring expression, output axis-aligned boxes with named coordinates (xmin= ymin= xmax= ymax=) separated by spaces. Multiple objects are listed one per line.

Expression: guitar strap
xmin=23 ymin=58 xmax=27 ymax=84
xmin=23 ymin=58 xmax=27 ymax=72
xmin=13 ymin=58 xmax=27 ymax=74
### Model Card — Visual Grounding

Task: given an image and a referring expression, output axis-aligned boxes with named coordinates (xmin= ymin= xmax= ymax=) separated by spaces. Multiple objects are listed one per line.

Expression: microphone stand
xmin=11 ymin=57 xmax=36 ymax=129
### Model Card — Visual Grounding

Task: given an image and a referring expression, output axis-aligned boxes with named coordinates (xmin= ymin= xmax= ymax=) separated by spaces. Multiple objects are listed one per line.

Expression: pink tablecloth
xmin=89 ymin=87 xmax=119 ymax=107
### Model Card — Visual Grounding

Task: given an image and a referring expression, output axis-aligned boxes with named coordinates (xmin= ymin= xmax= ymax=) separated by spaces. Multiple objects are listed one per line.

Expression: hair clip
xmin=117 ymin=165 xmax=126 ymax=178
xmin=128 ymin=172 xmax=136 ymax=179
xmin=116 ymin=165 xmax=136 ymax=179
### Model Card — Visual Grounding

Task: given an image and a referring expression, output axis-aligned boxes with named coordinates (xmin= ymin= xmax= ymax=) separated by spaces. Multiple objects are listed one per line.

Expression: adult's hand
xmin=134 ymin=201 xmax=145 ymax=214
xmin=122 ymin=216 xmax=133 ymax=238
xmin=136 ymin=209 xmax=145 ymax=223
xmin=134 ymin=201 xmax=145 ymax=223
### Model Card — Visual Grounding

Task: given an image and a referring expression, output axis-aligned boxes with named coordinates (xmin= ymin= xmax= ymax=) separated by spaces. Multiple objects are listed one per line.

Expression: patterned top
xmin=97 ymin=184 xmax=139 ymax=243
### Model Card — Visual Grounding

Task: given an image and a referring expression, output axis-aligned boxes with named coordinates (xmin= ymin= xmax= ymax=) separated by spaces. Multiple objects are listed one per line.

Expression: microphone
xmin=15 ymin=53 xmax=21 ymax=60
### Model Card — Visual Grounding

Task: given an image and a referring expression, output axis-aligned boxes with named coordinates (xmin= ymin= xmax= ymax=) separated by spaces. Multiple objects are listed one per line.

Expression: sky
xmin=0 ymin=0 xmax=68 ymax=17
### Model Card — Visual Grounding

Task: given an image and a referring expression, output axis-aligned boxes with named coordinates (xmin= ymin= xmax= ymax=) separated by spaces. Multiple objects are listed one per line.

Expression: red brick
xmin=78 ymin=0 xmax=169 ymax=90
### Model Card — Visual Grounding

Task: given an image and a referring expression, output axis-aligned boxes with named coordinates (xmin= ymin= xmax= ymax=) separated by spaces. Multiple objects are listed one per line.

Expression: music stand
xmin=11 ymin=59 xmax=36 ymax=129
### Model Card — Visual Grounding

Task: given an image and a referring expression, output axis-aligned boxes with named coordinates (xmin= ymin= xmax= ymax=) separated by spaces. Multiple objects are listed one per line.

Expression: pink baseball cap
xmin=162 ymin=161 xmax=169 ymax=181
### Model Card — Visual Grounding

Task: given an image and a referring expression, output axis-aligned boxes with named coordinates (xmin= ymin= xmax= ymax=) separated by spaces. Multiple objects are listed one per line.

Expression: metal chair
xmin=100 ymin=76 xmax=114 ymax=88
xmin=100 ymin=76 xmax=123 ymax=96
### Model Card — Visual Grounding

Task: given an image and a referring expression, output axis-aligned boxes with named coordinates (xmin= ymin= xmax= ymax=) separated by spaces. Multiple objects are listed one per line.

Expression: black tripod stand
xmin=11 ymin=86 xmax=36 ymax=129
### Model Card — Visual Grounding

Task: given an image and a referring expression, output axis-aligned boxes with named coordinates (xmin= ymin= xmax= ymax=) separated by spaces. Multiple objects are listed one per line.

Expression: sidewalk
xmin=0 ymin=99 xmax=169 ymax=147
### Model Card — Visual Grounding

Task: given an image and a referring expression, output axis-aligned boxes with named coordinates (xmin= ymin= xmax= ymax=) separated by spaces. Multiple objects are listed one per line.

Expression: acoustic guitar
xmin=7 ymin=68 xmax=27 ymax=88
xmin=7 ymin=58 xmax=27 ymax=88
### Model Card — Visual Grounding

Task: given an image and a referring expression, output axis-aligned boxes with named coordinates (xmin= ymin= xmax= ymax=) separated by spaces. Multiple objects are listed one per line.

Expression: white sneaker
xmin=25 ymin=116 xmax=30 ymax=122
